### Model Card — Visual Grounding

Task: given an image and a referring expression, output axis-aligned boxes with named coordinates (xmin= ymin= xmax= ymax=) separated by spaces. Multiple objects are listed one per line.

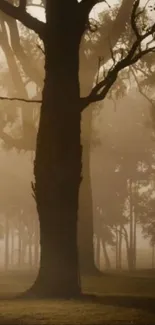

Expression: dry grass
xmin=0 ymin=270 xmax=154 ymax=324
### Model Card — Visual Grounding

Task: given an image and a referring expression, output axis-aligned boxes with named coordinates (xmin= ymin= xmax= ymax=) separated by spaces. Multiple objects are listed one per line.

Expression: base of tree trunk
xmin=16 ymin=289 xmax=98 ymax=301
xmin=17 ymin=281 xmax=81 ymax=300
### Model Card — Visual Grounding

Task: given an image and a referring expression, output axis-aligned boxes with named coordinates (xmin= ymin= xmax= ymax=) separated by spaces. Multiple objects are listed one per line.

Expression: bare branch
xmin=80 ymin=0 xmax=155 ymax=110
xmin=0 ymin=0 xmax=45 ymax=39
xmin=37 ymin=44 xmax=45 ymax=55
xmin=0 ymin=96 xmax=41 ymax=104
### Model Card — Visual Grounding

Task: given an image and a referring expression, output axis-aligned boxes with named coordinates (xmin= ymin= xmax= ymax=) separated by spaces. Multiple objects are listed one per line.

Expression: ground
xmin=0 ymin=269 xmax=154 ymax=324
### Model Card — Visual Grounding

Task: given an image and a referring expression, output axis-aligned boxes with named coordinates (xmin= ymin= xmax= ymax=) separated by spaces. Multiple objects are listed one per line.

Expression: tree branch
xmin=80 ymin=0 xmax=155 ymax=110
xmin=0 ymin=96 xmax=41 ymax=104
xmin=19 ymin=0 xmax=26 ymax=11
xmin=0 ymin=0 xmax=45 ymax=39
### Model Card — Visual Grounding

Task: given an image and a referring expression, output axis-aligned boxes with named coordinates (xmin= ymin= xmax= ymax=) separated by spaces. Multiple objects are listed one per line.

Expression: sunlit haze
xmin=0 ymin=2 xmax=154 ymax=318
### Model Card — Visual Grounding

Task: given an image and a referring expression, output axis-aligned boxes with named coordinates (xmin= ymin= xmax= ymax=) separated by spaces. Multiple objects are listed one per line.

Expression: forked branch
xmin=80 ymin=0 xmax=155 ymax=110
xmin=0 ymin=0 xmax=45 ymax=39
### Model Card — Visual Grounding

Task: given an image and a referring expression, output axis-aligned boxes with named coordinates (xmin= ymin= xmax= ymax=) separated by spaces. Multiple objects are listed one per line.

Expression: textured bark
xmin=29 ymin=2 xmax=83 ymax=297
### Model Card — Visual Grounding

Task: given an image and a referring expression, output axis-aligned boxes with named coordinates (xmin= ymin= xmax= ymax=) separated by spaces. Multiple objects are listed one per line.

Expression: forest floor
xmin=0 ymin=269 xmax=154 ymax=324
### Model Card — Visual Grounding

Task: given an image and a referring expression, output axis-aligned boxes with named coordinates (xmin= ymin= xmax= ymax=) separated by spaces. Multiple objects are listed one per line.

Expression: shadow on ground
xmin=0 ymin=293 xmax=154 ymax=315
xmin=84 ymin=294 xmax=155 ymax=315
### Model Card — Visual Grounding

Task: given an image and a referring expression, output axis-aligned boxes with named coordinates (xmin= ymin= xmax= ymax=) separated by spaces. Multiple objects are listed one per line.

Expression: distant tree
xmin=0 ymin=0 xmax=155 ymax=298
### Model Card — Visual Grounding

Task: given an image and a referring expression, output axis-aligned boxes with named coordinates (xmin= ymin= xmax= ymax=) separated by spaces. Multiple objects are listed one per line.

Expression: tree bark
xmin=29 ymin=7 xmax=83 ymax=297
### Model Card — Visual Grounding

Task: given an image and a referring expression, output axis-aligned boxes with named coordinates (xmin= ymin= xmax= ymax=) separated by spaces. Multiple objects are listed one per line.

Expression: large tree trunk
xmin=29 ymin=5 xmax=82 ymax=297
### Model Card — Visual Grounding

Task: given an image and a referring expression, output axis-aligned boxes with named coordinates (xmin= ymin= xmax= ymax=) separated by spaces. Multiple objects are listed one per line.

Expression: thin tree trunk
xmin=118 ymin=226 xmax=123 ymax=269
xmin=115 ymin=227 xmax=119 ymax=269
xmin=95 ymin=235 xmax=100 ymax=270
xmin=129 ymin=179 xmax=134 ymax=271
xmin=101 ymin=238 xmax=111 ymax=270
xmin=18 ymin=218 xmax=22 ymax=269
xmin=133 ymin=208 xmax=137 ymax=269
xmin=122 ymin=226 xmax=130 ymax=270
xmin=4 ymin=216 xmax=9 ymax=272
xmin=10 ymin=225 xmax=14 ymax=268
